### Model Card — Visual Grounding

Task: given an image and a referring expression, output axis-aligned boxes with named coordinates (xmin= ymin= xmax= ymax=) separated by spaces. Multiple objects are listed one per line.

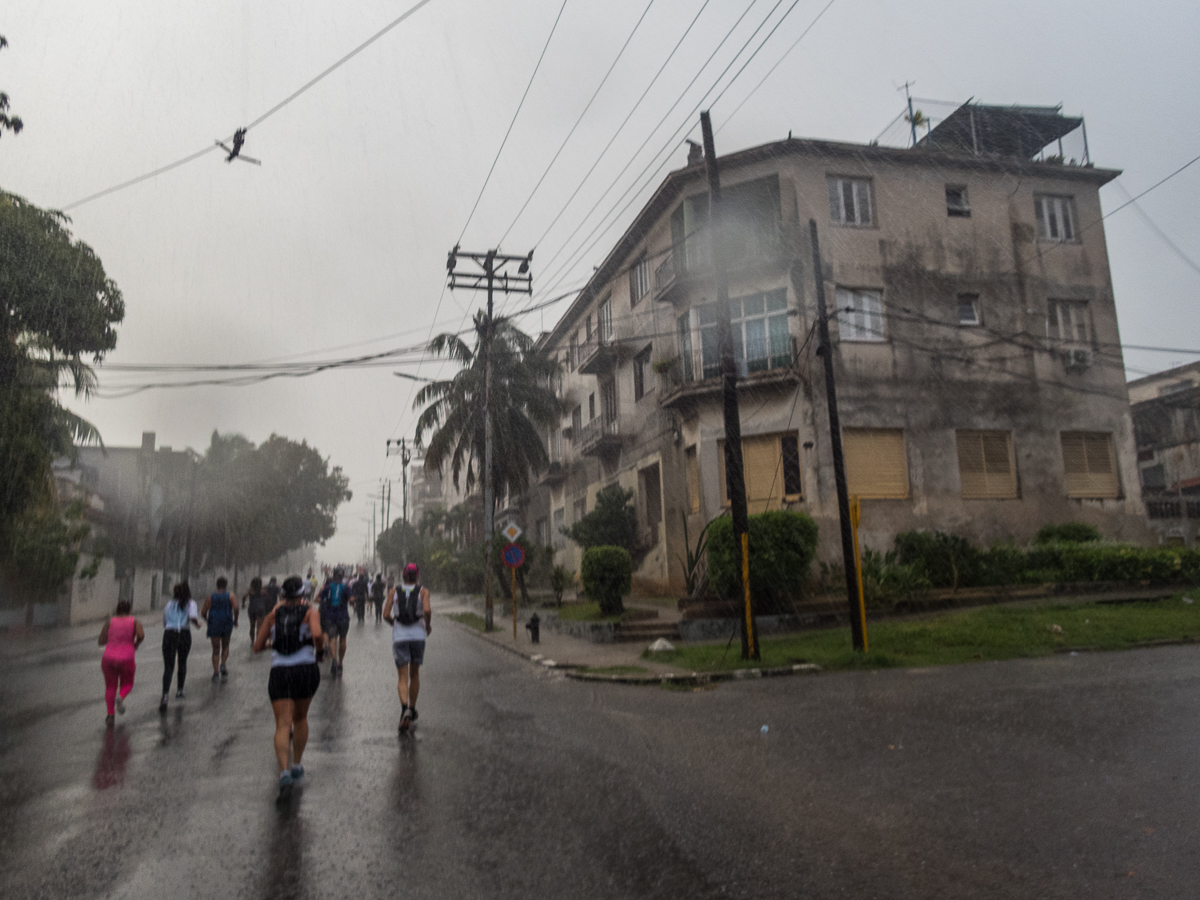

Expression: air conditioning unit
xmin=1064 ymin=348 xmax=1092 ymax=370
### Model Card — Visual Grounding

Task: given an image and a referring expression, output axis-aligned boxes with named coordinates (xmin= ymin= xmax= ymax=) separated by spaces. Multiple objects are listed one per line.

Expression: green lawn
xmin=647 ymin=595 xmax=1200 ymax=672
xmin=557 ymin=602 xmax=620 ymax=623
xmin=448 ymin=612 xmax=487 ymax=632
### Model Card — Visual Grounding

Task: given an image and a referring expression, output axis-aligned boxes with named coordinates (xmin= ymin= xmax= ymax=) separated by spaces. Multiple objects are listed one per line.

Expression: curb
xmin=446 ymin=615 xmax=823 ymax=685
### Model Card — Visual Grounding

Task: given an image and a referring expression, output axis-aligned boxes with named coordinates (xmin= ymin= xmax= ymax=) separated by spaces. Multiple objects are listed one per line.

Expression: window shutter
xmin=686 ymin=447 xmax=700 ymax=514
xmin=854 ymin=180 xmax=872 ymax=226
xmin=957 ymin=431 xmax=1017 ymax=498
xmin=743 ymin=435 xmax=782 ymax=513
xmin=828 ymin=178 xmax=841 ymax=222
xmin=1062 ymin=432 xmax=1118 ymax=498
xmin=844 ymin=429 xmax=909 ymax=498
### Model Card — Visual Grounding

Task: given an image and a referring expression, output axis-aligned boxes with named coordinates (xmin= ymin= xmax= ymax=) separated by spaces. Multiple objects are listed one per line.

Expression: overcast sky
xmin=3 ymin=0 xmax=1198 ymax=563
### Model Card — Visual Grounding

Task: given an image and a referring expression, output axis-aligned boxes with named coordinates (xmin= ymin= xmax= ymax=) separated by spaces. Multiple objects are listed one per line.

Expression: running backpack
xmin=273 ymin=603 xmax=311 ymax=655
xmin=395 ymin=584 xmax=423 ymax=626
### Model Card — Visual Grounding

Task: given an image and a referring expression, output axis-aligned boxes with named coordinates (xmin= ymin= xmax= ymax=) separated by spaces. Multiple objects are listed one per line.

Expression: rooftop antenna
xmin=898 ymin=81 xmax=919 ymax=148
xmin=215 ymin=128 xmax=262 ymax=166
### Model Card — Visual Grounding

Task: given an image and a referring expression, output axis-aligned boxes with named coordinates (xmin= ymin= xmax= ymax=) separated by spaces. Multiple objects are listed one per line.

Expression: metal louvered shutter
xmin=843 ymin=429 xmax=909 ymax=499
xmin=957 ymin=431 xmax=1017 ymax=499
xmin=1061 ymin=432 xmax=1119 ymax=498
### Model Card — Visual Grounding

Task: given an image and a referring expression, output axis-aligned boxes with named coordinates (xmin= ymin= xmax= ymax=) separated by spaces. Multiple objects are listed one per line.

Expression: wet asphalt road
xmin=1 ymin=614 xmax=1199 ymax=900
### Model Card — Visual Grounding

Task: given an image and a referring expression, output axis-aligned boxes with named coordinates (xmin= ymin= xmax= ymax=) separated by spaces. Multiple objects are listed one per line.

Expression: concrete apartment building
xmin=520 ymin=103 xmax=1149 ymax=595
xmin=1129 ymin=361 xmax=1200 ymax=547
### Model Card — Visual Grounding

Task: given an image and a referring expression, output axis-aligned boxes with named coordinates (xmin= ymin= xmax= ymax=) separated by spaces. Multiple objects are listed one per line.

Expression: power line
xmin=1112 ymin=180 xmax=1200 ymax=278
xmin=455 ymin=0 xmax=571 ymax=245
xmin=62 ymin=0 xmax=439 ymax=211
xmin=498 ymin=0 xmax=660 ymax=247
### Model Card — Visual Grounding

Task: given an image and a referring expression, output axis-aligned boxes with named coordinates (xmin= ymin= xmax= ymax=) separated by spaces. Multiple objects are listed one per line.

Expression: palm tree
xmin=413 ymin=311 xmax=562 ymax=512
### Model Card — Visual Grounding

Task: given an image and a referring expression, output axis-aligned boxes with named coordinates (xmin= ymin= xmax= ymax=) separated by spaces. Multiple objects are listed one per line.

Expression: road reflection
xmin=264 ymin=792 xmax=308 ymax=900
xmin=91 ymin=726 xmax=130 ymax=790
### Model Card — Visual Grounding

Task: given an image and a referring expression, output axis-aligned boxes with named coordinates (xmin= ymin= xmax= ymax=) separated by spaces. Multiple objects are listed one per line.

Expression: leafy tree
xmin=564 ymin=484 xmax=637 ymax=552
xmin=0 ymin=37 xmax=23 ymax=139
xmin=580 ymin=546 xmax=632 ymax=616
xmin=707 ymin=510 xmax=819 ymax=614
xmin=413 ymin=313 xmax=562 ymax=503
xmin=0 ymin=190 xmax=124 ymax=598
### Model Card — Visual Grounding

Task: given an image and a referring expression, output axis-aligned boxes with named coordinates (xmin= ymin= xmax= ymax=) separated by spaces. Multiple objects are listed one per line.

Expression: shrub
xmin=1033 ymin=522 xmax=1101 ymax=545
xmin=859 ymin=548 xmax=931 ymax=610
xmin=580 ymin=546 xmax=632 ymax=616
xmin=893 ymin=530 xmax=981 ymax=589
xmin=550 ymin=565 xmax=571 ymax=606
xmin=707 ymin=510 xmax=819 ymax=614
xmin=977 ymin=543 xmax=1026 ymax=587
xmin=564 ymin=485 xmax=638 ymax=551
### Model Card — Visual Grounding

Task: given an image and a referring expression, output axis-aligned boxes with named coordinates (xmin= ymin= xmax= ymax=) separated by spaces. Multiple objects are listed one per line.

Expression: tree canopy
xmin=564 ymin=484 xmax=638 ymax=552
xmin=413 ymin=313 xmax=562 ymax=502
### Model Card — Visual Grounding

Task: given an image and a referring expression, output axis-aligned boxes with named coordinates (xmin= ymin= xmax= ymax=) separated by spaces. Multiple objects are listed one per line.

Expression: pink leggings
xmin=101 ymin=657 xmax=136 ymax=715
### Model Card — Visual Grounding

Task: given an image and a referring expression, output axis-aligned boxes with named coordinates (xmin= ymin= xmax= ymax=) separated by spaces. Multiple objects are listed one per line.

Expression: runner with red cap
xmin=383 ymin=563 xmax=431 ymax=735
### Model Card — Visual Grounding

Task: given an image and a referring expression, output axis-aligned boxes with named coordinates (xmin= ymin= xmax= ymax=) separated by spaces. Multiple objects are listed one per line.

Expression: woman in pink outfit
xmin=98 ymin=600 xmax=144 ymax=725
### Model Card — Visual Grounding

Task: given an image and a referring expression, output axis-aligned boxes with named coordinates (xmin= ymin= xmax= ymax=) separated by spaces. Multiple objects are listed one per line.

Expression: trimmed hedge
xmin=893 ymin=528 xmax=1200 ymax=589
xmin=580 ymin=546 xmax=632 ymax=616
xmin=707 ymin=510 xmax=819 ymax=614
xmin=1033 ymin=522 xmax=1101 ymax=545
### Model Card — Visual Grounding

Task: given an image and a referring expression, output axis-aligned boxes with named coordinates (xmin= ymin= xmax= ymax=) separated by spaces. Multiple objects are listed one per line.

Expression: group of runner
xmin=96 ymin=563 xmax=432 ymax=794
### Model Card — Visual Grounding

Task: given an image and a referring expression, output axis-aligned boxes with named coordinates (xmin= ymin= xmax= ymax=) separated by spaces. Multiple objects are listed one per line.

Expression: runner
xmin=318 ymin=567 xmax=351 ymax=676
xmin=98 ymin=600 xmax=145 ymax=725
xmin=383 ymin=563 xmax=431 ymax=735
xmin=245 ymin=576 xmax=271 ymax=643
xmin=351 ymin=569 xmax=368 ymax=625
xmin=370 ymin=573 xmax=386 ymax=625
xmin=160 ymin=582 xmax=200 ymax=711
xmin=263 ymin=577 xmax=281 ymax=625
xmin=253 ymin=575 xmax=324 ymax=796
xmin=201 ymin=576 xmax=239 ymax=682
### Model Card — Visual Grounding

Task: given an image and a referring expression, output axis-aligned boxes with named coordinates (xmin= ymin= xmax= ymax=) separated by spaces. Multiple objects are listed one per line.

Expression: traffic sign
xmin=501 ymin=522 xmax=523 ymax=543
xmin=501 ymin=543 xmax=525 ymax=568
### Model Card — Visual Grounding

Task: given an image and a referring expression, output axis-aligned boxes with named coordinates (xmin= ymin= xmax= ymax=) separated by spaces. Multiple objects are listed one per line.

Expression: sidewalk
xmin=436 ymin=594 xmax=820 ymax=686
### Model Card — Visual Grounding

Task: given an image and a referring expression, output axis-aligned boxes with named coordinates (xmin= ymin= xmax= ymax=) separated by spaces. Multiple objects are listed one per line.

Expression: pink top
xmin=102 ymin=616 xmax=138 ymax=664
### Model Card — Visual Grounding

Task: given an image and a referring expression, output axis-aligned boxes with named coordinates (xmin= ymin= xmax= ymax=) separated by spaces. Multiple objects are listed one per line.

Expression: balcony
xmin=659 ymin=356 xmax=799 ymax=412
xmin=538 ymin=460 xmax=568 ymax=487
xmin=578 ymin=416 xmax=624 ymax=458
xmin=654 ymin=228 xmax=789 ymax=306
xmin=577 ymin=331 xmax=625 ymax=375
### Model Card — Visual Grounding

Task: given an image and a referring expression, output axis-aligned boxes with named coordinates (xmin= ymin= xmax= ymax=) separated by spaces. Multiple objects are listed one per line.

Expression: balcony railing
xmin=653 ymin=228 xmax=783 ymax=303
xmin=577 ymin=331 xmax=619 ymax=375
xmin=578 ymin=416 xmax=623 ymax=457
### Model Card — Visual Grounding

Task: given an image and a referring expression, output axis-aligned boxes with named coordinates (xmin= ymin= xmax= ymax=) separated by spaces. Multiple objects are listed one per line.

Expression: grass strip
xmin=448 ymin=612 xmax=487 ymax=632
xmin=647 ymin=594 xmax=1200 ymax=673
xmin=557 ymin=602 xmax=620 ymax=623
xmin=577 ymin=665 xmax=650 ymax=675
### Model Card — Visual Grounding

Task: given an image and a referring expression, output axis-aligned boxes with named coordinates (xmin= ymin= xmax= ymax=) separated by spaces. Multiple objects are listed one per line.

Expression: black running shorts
xmin=268 ymin=663 xmax=321 ymax=702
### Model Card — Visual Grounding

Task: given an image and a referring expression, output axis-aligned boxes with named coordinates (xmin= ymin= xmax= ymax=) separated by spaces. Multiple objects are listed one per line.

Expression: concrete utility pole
xmin=445 ymin=246 xmax=533 ymax=631
xmin=387 ymin=438 xmax=413 ymax=566
xmin=700 ymin=111 xmax=758 ymax=660
xmin=809 ymin=219 xmax=866 ymax=652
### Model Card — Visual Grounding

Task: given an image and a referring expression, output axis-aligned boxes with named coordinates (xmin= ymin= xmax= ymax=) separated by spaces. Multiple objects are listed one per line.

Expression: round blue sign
xmin=501 ymin=543 xmax=525 ymax=568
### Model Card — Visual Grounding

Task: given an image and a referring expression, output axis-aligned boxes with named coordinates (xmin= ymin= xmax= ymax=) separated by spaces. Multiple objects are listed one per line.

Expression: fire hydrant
xmin=525 ymin=612 xmax=540 ymax=644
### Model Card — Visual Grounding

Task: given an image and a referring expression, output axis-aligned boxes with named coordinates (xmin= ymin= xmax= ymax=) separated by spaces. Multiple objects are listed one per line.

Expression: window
xmin=552 ymin=508 xmax=565 ymax=549
xmin=633 ymin=347 xmax=652 ymax=401
xmin=836 ymin=288 xmax=885 ymax=342
xmin=827 ymin=176 xmax=873 ymax=227
xmin=568 ymin=333 xmax=579 ymax=371
xmin=597 ymin=297 xmax=612 ymax=344
xmin=723 ymin=175 xmax=782 ymax=259
xmin=573 ymin=497 xmax=587 ymax=522
xmin=956 ymin=430 xmax=1017 ymax=499
xmin=670 ymin=193 xmax=711 ymax=273
xmin=588 ymin=393 xmax=595 ymax=421
xmin=1159 ymin=380 xmax=1195 ymax=397
xmin=601 ymin=379 xmax=617 ymax=423
xmin=549 ymin=427 xmax=562 ymax=462
xmin=718 ymin=433 xmax=803 ymax=513
xmin=1047 ymin=299 xmax=1090 ymax=344
xmin=535 ymin=518 xmax=548 ymax=546
xmin=639 ymin=464 xmax=663 ymax=538
xmin=946 ymin=185 xmax=970 ymax=217
xmin=1141 ymin=464 xmax=1166 ymax=490
xmin=957 ymin=293 xmax=980 ymax=326
xmin=629 ymin=256 xmax=650 ymax=305
xmin=585 ymin=315 xmax=593 ymax=342
xmin=571 ymin=405 xmax=582 ymax=440
xmin=677 ymin=311 xmax=694 ymax=382
xmin=686 ymin=446 xmax=700 ymax=514
xmin=1034 ymin=194 xmax=1077 ymax=242
xmin=1061 ymin=431 xmax=1118 ymax=498
xmin=694 ymin=289 xmax=790 ymax=379
xmin=843 ymin=428 xmax=909 ymax=499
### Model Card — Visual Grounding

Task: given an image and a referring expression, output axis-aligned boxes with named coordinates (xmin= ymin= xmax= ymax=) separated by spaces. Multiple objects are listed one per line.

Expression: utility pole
xmin=901 ymin=81 xmax=918 ymax=148
xmin=446 ymin=246 xmax=533 ymax=631
xmin=371 ymin=500 xmax=376 ymax=570
xmin=809 ymin=219 xmax=866 ymax=652
xmin=386 ymin=437 xmax=413 ymax=566
xmin=700 ymin=111 xmax=758 ymax=660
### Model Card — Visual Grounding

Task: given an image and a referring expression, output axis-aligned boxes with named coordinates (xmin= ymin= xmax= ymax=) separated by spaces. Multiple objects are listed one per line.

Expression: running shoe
xmin=220 ymin=664 xmax=228 ymax=677
xmin=116 ymin=695 xmax=125 ymax=715
xmin=175 ymin=689 xmax=185 ymax=699
xmin=399 ymin=707 xmax=412 ymax=734
xmin=105 ymin=714 xmax=114 ymax=726
xmin=278 ymin=770 xmax=293 ymax=792
xmin=409 ymin=708 xmax=418 ymax=724
xmin=290 ymin=765 xmax=304 ymax=783
xmin=212 ymin=673 xmax=219 ymax=683
xmin=159 ymin=694 xmax=168 ymax=712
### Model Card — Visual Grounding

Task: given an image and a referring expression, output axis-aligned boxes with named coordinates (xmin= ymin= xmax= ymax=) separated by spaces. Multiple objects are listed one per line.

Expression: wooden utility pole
xmin=446 ymin=246 xmax=533 ymax=631
xmin=700 ymin=111 xmax=758 ymax=660
xmin=809 ymin=219 xmax=865 ymax=652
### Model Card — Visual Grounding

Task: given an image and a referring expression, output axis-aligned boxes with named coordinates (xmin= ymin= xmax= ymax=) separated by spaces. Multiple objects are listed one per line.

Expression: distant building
xmin=520 ymin=101 xmax=1149 ymax=595
xmin=1129 ymin=361 xmax=1200 ymax=547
